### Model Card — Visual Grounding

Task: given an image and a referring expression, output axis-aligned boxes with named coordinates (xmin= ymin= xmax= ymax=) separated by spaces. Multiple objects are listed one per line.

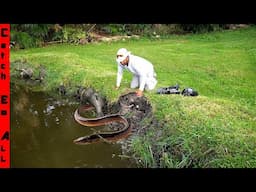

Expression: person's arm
xmin=116 ymin=64 xmax=123 ymax=88
xmin=139 ymin=75 xmax=146 ymax=91
xmin=134 ymin=74 xmax=146 ymax=96
xmin=133 ymin=59 xmax=147 ymax=96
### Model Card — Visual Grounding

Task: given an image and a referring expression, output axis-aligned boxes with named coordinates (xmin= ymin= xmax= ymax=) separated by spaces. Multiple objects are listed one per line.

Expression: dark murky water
xmin=11 ymin=84 xmax=136 ymax=168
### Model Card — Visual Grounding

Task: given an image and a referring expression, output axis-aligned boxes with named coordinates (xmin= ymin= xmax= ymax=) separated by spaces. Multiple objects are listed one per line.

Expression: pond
xmin=10 ymin=84 xmax=136 ymax=168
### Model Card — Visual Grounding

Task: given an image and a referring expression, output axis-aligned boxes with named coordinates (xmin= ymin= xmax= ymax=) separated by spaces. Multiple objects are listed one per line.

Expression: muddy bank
xmin=58 ymin=86 xmax=165 ymax=165
xmin=73 ymin=87 xmax=159 ymax=143
xmin=11 ymin=64 xmax=164 ymax=166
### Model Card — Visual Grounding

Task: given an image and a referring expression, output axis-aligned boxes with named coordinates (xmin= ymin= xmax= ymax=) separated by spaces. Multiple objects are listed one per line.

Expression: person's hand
xmin=136 ymin=90 xmax=143 ymax=97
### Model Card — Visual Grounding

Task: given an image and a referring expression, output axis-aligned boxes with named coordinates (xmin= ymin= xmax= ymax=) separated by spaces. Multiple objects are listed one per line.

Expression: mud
xmin=73 ymin=87 xmax=158 ymax=137
xmin=62 ymin=86 xmax=163 ymax=160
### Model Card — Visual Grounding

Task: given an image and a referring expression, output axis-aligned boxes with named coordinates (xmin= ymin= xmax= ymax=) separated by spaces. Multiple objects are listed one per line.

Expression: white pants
xmin=130 ymin=74 xmax=157 ymax=91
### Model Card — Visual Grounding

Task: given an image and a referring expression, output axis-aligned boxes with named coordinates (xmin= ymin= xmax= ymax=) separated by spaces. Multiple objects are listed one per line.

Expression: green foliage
xmin=179 ymin=24 xmax=226 ymax=33
xmin=11 ymin=31 xmax=38 ymax=49
xmin=150 ymin=24 xmax=185 ymax=35
xmin=62 ymin=26 xmax=85 ymax=43
xmin=10 ymin=24 xmax=246 ymax=50
xmin=95 ymin=24 xmax=229 ymax=36
xmin=11 ymin=24 xmax=64 ymax=48
xmin=125 ymin=24 xmax=152 ymax=35
xmin=46 ymin=24 xmax=64 ymax=41
xmin=12 ymin=24 xmax=53 ymax=40
xmin=131 ymin=137 xmax=157 ymax=167
xmin=95 ymin=24 xmax=126 ymax=35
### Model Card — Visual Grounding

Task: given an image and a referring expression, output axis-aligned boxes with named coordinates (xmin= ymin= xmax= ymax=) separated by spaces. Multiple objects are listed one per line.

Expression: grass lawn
xmin=11 ymin=26 xmax=256 ymax=167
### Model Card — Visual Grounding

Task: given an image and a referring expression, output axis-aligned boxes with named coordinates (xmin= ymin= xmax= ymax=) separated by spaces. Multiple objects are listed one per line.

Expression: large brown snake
xmin=73 ymin=105 xmax=132 ymax=144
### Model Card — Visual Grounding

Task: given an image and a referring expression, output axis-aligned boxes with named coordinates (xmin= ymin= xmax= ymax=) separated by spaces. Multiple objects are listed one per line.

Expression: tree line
xmin=11 ymin=24 xmax=249 ymax=49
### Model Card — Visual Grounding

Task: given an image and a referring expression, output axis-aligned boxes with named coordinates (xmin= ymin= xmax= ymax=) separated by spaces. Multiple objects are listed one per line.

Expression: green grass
xmin=11 ymin=26 xmax=256 ymax=167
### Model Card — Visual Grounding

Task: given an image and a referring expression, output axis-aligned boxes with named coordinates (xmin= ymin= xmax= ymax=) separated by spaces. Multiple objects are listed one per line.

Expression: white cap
xmin=116 ymin=48 xmax=131 ymax=63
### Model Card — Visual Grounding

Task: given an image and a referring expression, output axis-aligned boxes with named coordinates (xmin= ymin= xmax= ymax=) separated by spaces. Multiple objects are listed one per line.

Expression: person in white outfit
xmin=115 ymin=48 xmax=157 ymax=97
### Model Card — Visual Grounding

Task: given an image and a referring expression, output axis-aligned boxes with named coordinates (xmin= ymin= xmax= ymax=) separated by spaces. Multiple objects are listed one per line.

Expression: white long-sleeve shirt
xmin=116 ymin=54 xmax=156 ymax=91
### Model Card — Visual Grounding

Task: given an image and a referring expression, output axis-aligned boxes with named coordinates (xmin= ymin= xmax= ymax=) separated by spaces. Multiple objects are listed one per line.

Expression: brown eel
xmin=73 ymin=105 xmax=132 ymax=144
